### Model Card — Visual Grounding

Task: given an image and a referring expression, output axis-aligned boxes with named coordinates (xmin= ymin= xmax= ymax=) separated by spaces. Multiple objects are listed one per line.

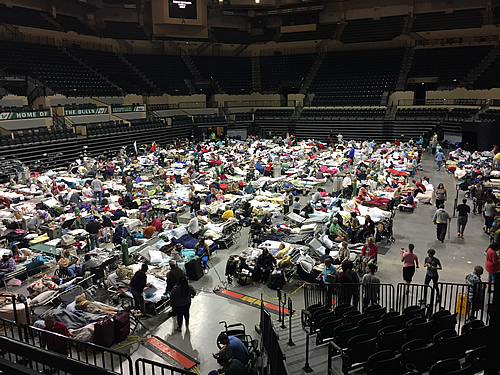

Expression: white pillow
xmin=171 ymin=226 xmax=188 ymax=239
xmin=29 ymin=290 xmax=58 ymax=306
xmin=149 ymin=250 xmax=163 ymax=265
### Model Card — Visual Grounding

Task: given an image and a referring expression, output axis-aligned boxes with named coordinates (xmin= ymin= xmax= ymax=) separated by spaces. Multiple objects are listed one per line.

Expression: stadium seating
xmin=448 ymin=108 xmax=478 ymax=121
xmin=254 ymin=109 xmax=294 ymax=119
xmin=54 ymin=14 xmax=98 ymax=36
xmin=193 ymin=115 xmax=226 ymax=124
xmin=0 ymin=4 xmax=59 ymax=31
xmin=341 ymin=16 xmax=405 ymax=44
xmin=191 ymin=56 xmax=252 ymax=94
xmin=408 ymin=46 xmax=492 ymax=87
xmin=278 ymin=24 xmax=337 ymax=43
xmin=0 ymin=40 xmax=122 ymax=97
xmin=124 ymin=54 xmax=191 ymax=95
xmin=301 ymin=108 xmax=385 ymax=120
xmin=171 ymin=115 xmax=193 ymax=127
xmin=495 ymin=6 xmax=500 ymax=25
xmin=473 ymin=54 xmax=500 ymax=89
xmin=234 ymin=113 xmax=253 ymax=122
xmin=211 ymin=28 xmax=275 ymax=44
xmin=99 ymin=21 xmax=148 ymax=40
xmin=412 ymin=9 xmax=484 ymax=32
xmin=479 ymin=109 xmax=500 ymax=122
xmin=309 ymin=48 xmax=404 ymax=106
xmin=395 ymin=108 xmax=449 ymax=120
xmin=260 ymin=54 xmax=316 ymax=94
xmin=70 ymin=48 xmax=157 ymax=95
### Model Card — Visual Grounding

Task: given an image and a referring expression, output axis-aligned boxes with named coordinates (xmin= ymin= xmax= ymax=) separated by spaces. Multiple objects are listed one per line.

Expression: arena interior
xmin=0 ymin=0 xmax=499 ymax=374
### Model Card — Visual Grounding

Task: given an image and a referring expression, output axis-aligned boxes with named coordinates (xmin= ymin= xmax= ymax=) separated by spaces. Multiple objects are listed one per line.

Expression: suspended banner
xmin=111 ymin=105 xmax=146 ymax=113
xmin=64 ymin=107 xmax=109 ymax=116
xmin=0 ymin=110 xmax=51 ymax=120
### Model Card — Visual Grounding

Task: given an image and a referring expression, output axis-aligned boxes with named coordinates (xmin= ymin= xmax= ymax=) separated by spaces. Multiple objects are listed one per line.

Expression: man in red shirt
xmin=412 ymin=179 xmax=426 ymax=197
xmin=361 ymin=237 xmax=378 ymax=274
xmin=41 ymin=315 xmax=71 ymax=355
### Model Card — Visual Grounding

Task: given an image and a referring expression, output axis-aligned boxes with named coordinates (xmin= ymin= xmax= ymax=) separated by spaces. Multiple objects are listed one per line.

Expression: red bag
xmin=93 ymin=315 xmax=115 ymax=347
xmin=113 ymin=311 xmax=130 ymax=343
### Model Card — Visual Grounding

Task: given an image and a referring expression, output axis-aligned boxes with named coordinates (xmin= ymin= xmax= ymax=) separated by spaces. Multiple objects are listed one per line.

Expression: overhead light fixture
xmin=255 ymin=0 xmax=260 ymax=4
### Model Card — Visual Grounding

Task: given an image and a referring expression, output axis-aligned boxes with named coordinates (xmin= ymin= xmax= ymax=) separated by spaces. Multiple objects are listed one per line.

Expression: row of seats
xmin=193 ymin=115 xmax=226 ymax=124
xmin=412 ymin=9 xmax=484 ymax=32
xmin=279 ymin=24 xmax=337 ymax=43
xmin=1 ymin=126 xmax=76 ymax=148
xmin=234 ymin=113 xmax=253 ymax=122
xmin=303 ymin=302 xmax=487 ymax=375
xmin=301 ymin=108 xmax=385 ymax=119
xmin=255 ymin=109 xmax=294 ymax=119
xmin=171 ymin=115 xmax=193 ymax=126
xmin=211 ymin=28 xmax=276 ymax=44
xmin=479 ymin=109 xmax=500 ymax=121
xmin=260 ymin=54 xmax=315 ymax=94
xmin=71 ymin=49 xmax=157 ymax=95
xmin=99 ymin=21 xmax=148 ymax=40
xmin=448 ymin=108 xmax=478 ymax=120
xmin=409 ymin=46 xmax=492 ymax=87
xmin=474 ymin=53 xmax=500 ymax=89
xmin=396 ymin=108 xmax=450 ymax=120
xmin=341 ymin=16 xmax=405 ymax=44
xmin=0 ymin=105 xmax=47 ymax=113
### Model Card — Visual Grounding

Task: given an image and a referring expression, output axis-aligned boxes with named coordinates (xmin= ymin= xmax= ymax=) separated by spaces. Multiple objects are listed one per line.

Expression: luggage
xmin=185 ymin=257 xmax=203 ymax=281
xmin=0 ymin=293 xmax=31 ymax=324
xmin=267 ymin=272 xmax=285 ymax=290
xmin=114 ymin=311 xmax=130 ymax=343
xmin=93 ymin=315 xmax=115 ymax=347
xmin=333 ymin=177 xmax=343 ymax=193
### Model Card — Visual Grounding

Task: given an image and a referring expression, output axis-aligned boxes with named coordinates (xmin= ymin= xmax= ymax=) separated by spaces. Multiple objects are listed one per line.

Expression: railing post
xmin=287 ymin=298 xmax=295 ymax=347
xmin=277 ymin=289 xmax=282 ymax=323
xmin=302 ymin=332 xmax=313 ymax=373
xmin=280 ymin=293 xmax=287 ymax=329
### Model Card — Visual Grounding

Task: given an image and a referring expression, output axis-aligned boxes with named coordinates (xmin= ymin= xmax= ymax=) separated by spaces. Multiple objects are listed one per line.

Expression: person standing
xmin=128 ymin=264 xmax=149 ymax=315
xmin=433 ymin=204 xmax=451 ymax=243
xmin=485 ymin=242 xmax=500 ymax=293
xmin=422 ymin=249 xmax=442 ymax=302
xmin=85 ymin=216 xmax=101 ymax=250
xmin=292 ymin=197 xmax=301 ymax=215
xmin=435 ymin=183 xmax=447 ymax=209
xmin=320 ymin=257 xmax=337 ymax=308
xmin=362 ymin=263 xmax=380 ymax=308
xmin=436 ymin=149 xmax=445 ymax=171
xmin=91 ymin=175 xmax=103 ymax=205
xmin=470 ymin=182 xmax=485 ymax=215
xmin=456 ymin=198 xmax=471 ymax=237
xmin=170 ymin=277 xmax=196 ymax=332
xmin=401 ymin=244 xmax=419 ymax=292
xmin=483 ymin=199 xmax=496 ymax=233
xmin=465 ymin=266 xmax=484 ymax=321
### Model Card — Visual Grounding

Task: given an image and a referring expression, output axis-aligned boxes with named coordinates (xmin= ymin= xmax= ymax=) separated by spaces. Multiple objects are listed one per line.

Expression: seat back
xmin=430 ymin=359 xmax=461 ymax=375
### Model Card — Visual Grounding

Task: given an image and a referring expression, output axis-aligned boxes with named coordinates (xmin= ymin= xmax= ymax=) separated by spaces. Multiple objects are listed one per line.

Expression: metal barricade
xmin=436 ymin=282 xmax=492 ymax=332
xmin=0 ymin=316 xmax=134 ymax=375
xmin=303 ymin=282 xmax=325 ymax=310
xmin=361 ymin=283 xmax=395 ymax=312
xmin=395 ymin=283 xmax=435 ymax=317
xmin=135 ymin=358 xmax=192 ymax=375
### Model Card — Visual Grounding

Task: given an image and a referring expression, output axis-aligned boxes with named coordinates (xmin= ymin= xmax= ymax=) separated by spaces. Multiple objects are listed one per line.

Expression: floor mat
xmin=214 ymin=288 xmax=290 ymax=315
xmin=143 ymin=336 xmax=199 ymax=370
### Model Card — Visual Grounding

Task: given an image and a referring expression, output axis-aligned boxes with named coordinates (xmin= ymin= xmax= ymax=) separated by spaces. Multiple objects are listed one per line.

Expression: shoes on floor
xmin=177 ymin=326 xmax=182 ymax=332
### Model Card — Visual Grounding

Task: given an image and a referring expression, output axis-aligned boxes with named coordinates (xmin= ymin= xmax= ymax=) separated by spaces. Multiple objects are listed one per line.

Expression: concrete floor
xmin=127 ymin=150 xmax=491 ymax=374
xmin=7 ymin=150 xmax=490 ymax=375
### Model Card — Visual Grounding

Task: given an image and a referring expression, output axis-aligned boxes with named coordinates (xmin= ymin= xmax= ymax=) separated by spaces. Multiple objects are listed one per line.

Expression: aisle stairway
xmin=272 ymin=316 xmax=329 ymax=374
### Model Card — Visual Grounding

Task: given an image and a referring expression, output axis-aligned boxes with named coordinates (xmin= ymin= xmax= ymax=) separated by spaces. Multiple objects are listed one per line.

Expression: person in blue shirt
xmin=113 ymin=222 xmax=135 ymax=246
xmin=348 ymin=148 xmax=355 ymax=165
xmin=261 ymin=212 xmax=273 ymax=229
xmin=213 ymin=333 xmax=250 ymax=365
xmin=436 ymin=150 xmax=445 ymax=171
xmin=321 ymin=257 xmax=337 ymax=283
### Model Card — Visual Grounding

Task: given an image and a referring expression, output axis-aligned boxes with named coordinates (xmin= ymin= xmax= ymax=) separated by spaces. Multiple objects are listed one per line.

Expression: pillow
xmin=149 ymin=250 xmax=163 ymax=265
xmin=171 ymin=226 xmax=188 ymax=239
xmin=29 ymin=290 xmax=58 ymax=306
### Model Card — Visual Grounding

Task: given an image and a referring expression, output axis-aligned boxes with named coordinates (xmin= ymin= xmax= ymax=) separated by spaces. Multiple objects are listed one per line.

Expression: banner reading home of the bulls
xmin=64 ymin=107 xmax=109 ymax=116
xmin=111 ymin=105 xmax=146 ymax=113
xmin=0 ymin=110 xmax=51 ymax=120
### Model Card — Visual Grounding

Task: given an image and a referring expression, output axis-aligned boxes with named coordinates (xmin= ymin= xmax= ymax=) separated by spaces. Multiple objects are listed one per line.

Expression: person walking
xmin=85 ymin=216 xmax=101 ymax=250
xmin=435 ymin=183 xmax=447 ymax=209
xmin=483 ymin=198 xmax=496 ymax=233
xmin=465 ymin=265 xmax=484 ymax=321
xmin=170 ymin=277 xmax=196 ymax=332
xmin=91 ymin=175 xmax=103 ymax=205
xmin=362 ymin=263 xmax=380 ymax=309
xmin=433 ymin=204 xmax=451 ymax=243
xmin=470 ymin=182 xmax=485 ymax=215
xmin=421 ymin=249 xmax=442 ymax=302
xmin=456 ymin=198 xmax=471 ymax=237
xmin=401 ymin=244 xmax=419 ymax=292
xmin=436 ymin=149 xmax=445 ymax=171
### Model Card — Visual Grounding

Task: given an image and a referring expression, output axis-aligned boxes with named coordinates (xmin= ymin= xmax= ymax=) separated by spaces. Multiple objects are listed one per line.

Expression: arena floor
xmin=114 ymin=150 xmax=490 ymax=374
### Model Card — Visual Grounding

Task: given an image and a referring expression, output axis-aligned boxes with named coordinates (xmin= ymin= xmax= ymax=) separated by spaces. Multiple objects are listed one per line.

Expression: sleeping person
xmin=74 ymin=293 xmax=120 ymax=314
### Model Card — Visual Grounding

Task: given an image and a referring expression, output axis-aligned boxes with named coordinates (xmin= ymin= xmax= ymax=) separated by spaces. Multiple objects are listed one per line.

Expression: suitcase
xmin=93 ymin=315 xmax=115 ymax=347
xmin=333 ymin=177 xmax=343 ymax=193
xmin=267 ymin=272 xmax=285 ymax=290
xmin=114 ymin=311 xmax=130 ymax=343
xmin=185 ymin=257 xmax=203 ymax=281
